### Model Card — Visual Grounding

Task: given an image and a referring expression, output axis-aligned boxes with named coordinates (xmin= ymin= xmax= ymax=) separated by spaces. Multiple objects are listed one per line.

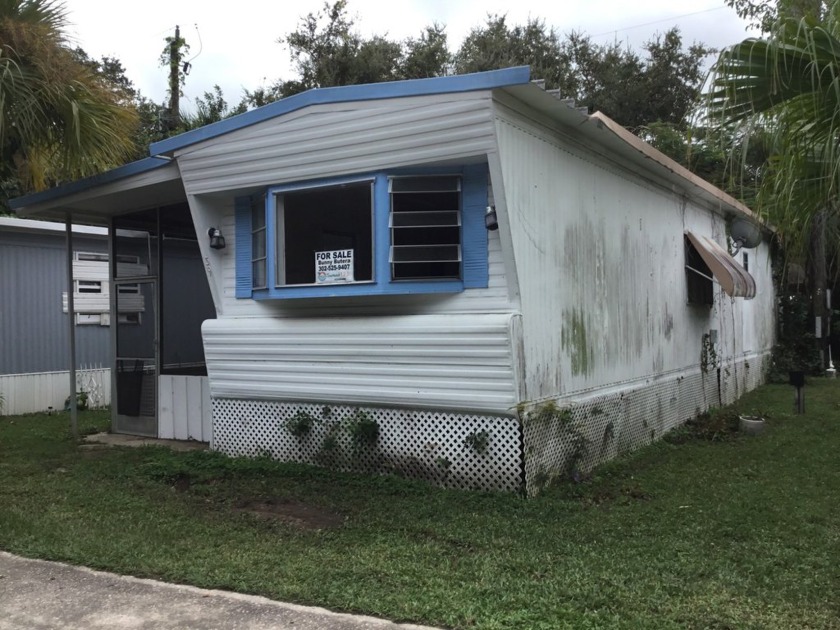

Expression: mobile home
xmin=12 ymin=67 xmax=774 ymax=493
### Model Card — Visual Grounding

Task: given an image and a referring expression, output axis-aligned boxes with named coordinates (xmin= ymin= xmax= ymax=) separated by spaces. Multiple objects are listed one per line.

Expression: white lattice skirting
xmin=522 ymin=353 xmax=771 ymax=495
xmin=212 ymin=400 xmax=523 ymax=492
xmin=211 ymin=353 xmax=770 ymax=495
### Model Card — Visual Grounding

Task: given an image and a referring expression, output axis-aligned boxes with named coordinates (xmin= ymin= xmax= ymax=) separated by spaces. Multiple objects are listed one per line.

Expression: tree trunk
xmin=810 ymin=209 xmax=829 ymax=369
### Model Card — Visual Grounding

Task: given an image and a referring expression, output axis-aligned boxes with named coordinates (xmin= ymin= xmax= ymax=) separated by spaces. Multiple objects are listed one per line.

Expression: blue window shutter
xmin=461 ymin=164 xmax=489 ymax=288
xmin=234 ymin=196 xmax=253 ymax=298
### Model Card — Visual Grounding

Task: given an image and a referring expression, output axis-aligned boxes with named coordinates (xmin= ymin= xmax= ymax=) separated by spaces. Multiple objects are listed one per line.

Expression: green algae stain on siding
xmin=561 ymin=308 xmax=594 ymax=377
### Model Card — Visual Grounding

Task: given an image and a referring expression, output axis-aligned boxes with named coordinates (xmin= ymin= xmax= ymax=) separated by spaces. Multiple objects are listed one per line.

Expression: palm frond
xmin=706 ymin=13 xmax=840 ymax=255
xmin=0 ymin=0 xmax=138 ymax=190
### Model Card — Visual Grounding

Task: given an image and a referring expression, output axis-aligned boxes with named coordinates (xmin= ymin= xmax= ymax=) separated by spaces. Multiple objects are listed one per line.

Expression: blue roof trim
xmin=150 ymin=66 xmax=532 ymax=156
xmin=10 ymin=157 xmax=172 ymax=210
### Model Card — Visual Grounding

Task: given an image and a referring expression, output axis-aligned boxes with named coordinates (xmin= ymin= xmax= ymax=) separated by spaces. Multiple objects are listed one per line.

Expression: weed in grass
xmin=664 ymin=407 xmax=742 ymax=443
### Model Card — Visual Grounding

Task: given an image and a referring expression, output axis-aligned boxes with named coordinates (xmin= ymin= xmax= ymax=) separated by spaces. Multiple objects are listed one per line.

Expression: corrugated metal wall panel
xmin=0 ymin=232 xmax=110 ymax=375
xmin=176 ymin=94 xmax=497 ymax=195
xmin=493 ymin=103 xmax=775 ymax=402
xmin=0 ymin=368 xmax=111 ymax=415
xmin=202 ymin=314 xmax=519 ymax=414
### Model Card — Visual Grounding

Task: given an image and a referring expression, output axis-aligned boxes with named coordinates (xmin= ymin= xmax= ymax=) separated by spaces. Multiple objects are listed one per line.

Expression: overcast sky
xmin=62 ymin=1 xmax=758 ymax=112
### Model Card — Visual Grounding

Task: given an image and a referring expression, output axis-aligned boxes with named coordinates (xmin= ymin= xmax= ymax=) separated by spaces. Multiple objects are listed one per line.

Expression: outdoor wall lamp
xmin=485 ymin=205 xmax=499 ymax=231
xmin=208 ymin=227 xmax=226 ymax=250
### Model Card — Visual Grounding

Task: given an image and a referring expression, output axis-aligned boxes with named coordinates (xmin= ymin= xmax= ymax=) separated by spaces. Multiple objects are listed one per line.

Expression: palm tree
xmin=707 ymin=5 xmax=840 ymax=368
xmin=0 ymin=0 xmax=138 ymax=192
xmin=707 ymin=6 xmax=840 ymax=252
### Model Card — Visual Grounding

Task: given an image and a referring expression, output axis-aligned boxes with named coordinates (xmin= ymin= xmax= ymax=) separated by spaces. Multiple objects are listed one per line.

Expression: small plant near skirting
xmin=701 ymin=333 xmax=718 ymax=374
xmin=519 ymin=400 xmax=589 ymax=487
xmin=665 ymin=406 xmax=742 ymax=443
xmin=464 ymin=429 xmax=490 ymax=454
xmin=285 ymin=410 xmax=317 ymax=438
xmin=64 ymin=390 xmax=88 ymax=411
xmin=321 ymin=435 xmax=338 ymax=452
xmin=517 ymin=399 xmax=573 ymax=429
xmin=348 ymin=410 xmax=379 ymax=447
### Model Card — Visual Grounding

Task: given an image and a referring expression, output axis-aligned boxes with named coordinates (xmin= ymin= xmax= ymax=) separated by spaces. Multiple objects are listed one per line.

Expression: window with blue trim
xmin=235 ymin=164 xmax=489 ymax=299
xmin=275 ymin=180 xmax=374 ymax=286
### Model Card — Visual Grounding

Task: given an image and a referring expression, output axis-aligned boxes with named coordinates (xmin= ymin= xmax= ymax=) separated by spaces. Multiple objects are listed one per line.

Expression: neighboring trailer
xmin=0 ymin=218 xmax=110 ymax=414
xmin=11 ymin=67 xmax=774 ymax=493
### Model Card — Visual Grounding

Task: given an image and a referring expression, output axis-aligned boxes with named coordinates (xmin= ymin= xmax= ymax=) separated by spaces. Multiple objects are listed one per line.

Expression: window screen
xmin=389 ymin=176 xmax=462 ymax=280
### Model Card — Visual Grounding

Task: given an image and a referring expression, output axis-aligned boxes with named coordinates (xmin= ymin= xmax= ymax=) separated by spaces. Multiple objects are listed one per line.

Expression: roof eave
xmin=10 ymin=157 xmax=174 ymax=212
xmin=583 ymin=112 xmax=769 ymax=229
xmin=10 ymin=158 xmax=184 ymax=223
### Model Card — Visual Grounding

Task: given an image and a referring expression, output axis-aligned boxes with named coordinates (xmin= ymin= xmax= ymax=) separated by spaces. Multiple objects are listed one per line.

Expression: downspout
xmin=65 ymin=214 xmax=78 ymax=439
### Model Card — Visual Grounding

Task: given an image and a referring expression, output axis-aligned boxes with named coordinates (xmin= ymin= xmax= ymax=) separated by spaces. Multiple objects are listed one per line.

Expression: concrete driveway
xmin=0 ymin=552 xmax=438 ymax=630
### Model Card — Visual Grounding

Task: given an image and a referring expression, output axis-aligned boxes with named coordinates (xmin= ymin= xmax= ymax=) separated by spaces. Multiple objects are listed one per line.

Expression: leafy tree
xmin=181 ymin=84 xmax=247 ymax=128
xmin=454 ymin=15 xmax=568 ymax=90
xmin=268 ymin=0 xmax=450 ymax=99
xmin=562 ymin=33 xmax=648 ymax=128
xmin=0 ymin=0 xmax=138 ymax=195
xmin=402 ymin=24 xmax=450 ymax=79
xmin=725 ymin=0 xmax=828 ymax=32
xmin=640 ymin=30 xmax=712 ymax=127
xmin=71 ymin=48 xmax=136 ymax=105
xmin=454 ymin=16 xmax=711 ymax=132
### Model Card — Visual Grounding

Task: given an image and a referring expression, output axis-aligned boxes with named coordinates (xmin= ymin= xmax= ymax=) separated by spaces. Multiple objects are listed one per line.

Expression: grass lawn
xmin=1 ymin=381 xmax=839 ymax=629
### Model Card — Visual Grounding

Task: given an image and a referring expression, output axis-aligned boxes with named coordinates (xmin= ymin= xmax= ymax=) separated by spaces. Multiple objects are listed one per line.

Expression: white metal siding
xmin=176 ymin=93 xmax=498 ymax=196
xmin=493 ymin=103 xmax=775 ymax=402
xmin=202 ymin=314 xmax=520 ymax=414
xmin=0 ymin=368 xmax=111 ymax=415
xmin=158 ymin=375 xmax=212 ymax=442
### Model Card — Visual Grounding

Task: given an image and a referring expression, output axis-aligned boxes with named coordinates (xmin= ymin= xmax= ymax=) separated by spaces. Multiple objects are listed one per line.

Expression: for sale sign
xmin=315 ymin=249 xmax=354 ymax=284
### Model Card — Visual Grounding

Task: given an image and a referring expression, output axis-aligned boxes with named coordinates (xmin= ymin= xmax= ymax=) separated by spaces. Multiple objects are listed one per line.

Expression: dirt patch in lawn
xmin=77 ymin=444 xmax=113 ymax=457
xmin=234 ymin=498 xmax=346 ymax=530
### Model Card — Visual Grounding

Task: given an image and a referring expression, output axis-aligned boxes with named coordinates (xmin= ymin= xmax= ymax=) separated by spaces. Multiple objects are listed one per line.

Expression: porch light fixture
xmin=485 ymin=205 xmax=499 ymax=231
xmin=208 ymin=227 xmax=226 ymax=250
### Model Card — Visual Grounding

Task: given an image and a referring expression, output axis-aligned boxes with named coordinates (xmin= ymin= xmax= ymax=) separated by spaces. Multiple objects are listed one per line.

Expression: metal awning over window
xmin=685 ymin=231 xmax=756 ymax=299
